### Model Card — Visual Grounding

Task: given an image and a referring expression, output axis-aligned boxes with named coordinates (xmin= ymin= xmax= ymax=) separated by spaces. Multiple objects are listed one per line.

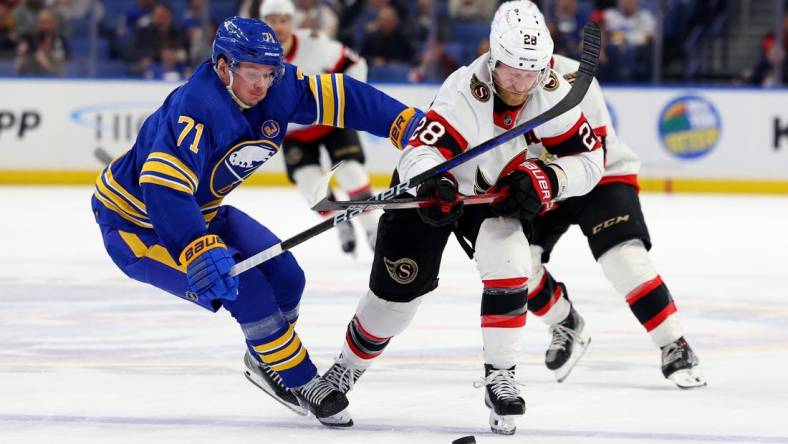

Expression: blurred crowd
xmin=0 ymin=0 xmax=785 ymax=85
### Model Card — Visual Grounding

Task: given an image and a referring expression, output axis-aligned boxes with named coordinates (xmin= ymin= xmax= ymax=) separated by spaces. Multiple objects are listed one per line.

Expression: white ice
xmin=1 ymin=186 xmax=787 ymax=444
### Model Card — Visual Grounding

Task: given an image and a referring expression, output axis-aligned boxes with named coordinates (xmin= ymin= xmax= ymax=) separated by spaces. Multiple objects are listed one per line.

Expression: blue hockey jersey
xmin=93 ymin=61 xmax=416 ymax=260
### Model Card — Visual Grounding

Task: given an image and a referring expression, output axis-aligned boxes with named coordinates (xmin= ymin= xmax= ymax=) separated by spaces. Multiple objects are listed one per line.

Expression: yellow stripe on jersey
xmin=118 ymin=231 xmax=185 ymax=272
xmin=335 ymin=74 xmax=346 ymax=128
xmin=105 ymin=167 xmax=147 ymax=212
xmin=93 ymin=191 xmax=153 ymax=229
xmin=308 ymin=75 xmax=321 ymax=124
xmin=140 ymin=161 xmax=196 ymax=193
xmin=146 ymin=152 xmax=198 ymax=189
xmin=269 ymin=347 xmax=307 ymax=372
xmin=139 ymin=174 xmax=194 ymax=194
xmin=319 ymin=74 xmax=335 ymax=126
xmin=253 ymin=324 xmax=295 ymax=353
xmin=96 ymin=168 xmax=148 ymax=222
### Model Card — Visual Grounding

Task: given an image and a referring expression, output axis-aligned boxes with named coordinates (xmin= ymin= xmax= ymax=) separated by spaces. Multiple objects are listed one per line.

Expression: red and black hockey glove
xmin=492 ymin=160 xmax=558 ymax=221
xmin=416 ymin=175 xmax=464 ymax=227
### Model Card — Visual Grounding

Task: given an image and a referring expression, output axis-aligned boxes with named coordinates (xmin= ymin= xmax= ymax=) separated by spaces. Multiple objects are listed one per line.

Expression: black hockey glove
xmin=416 ymin=175 xmax=464 ymax=227
xmin=492 ymin=160 xmax=559 ymax=221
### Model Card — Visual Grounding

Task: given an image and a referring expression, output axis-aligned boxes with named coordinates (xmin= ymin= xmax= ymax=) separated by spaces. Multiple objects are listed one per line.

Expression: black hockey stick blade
xmin=312 ymin=192 xmax=502 ymax=211
xmin=229 ymin=22 xmax=600 ymax=276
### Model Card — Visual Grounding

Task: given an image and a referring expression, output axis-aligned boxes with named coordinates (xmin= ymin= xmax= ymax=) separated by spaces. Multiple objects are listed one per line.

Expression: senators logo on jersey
xmin=470 ymin=74 xmax=491 ymax=103
xmin=384 ymin=257 xmax=419 ymax=284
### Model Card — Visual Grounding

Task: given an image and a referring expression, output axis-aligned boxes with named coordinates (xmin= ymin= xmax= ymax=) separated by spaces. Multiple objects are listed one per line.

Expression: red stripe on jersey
xmin=532 ymin=284 xmax=563 ymax=316
xmin=481 ymin=314 xmax=527 ymax=328
xmin=285 ymin=125 xmax=335 ymax=142
xmin=643 ymin=302 xmax=677 ymax=332
xmin=331 ymin=50 xmax=348 ymax=73
xmin=353 ymin=315 xmax=390 ymax=342
xmin=541 ymin=114 xmax=591 ymax=147
xmin=284 ymin=34 xmax=298 ymax=63
xmin=407 ymin=110 xmax=469 ymax=157
xmin=593 ymin=126 xmax=607 ymax=137
xmin=496 ymin=151 xmax=529 ymax=181
xmin=483 ymin=277 xmax=528 ymax=289
xmin=347 ymin=184 xmax=371 ymax=199
xmin=345 ymin=332 xmax=380 ymax=360
xmin=528 ymin=272 xmax=548 ymax=299
xmin=598 ymin=174 xmax=640 ymax=191
xmin=626 ymin=275 xmax=664 ymax=305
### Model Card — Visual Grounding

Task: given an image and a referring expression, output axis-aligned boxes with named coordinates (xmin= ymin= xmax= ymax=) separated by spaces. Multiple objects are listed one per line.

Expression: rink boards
xmin=0 ymin=79 xmax=787 ymax=193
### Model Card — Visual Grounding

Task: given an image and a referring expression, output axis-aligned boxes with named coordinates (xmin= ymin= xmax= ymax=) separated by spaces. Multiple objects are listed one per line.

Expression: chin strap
xmin=215 ymin=65 xmax=252 ymax=110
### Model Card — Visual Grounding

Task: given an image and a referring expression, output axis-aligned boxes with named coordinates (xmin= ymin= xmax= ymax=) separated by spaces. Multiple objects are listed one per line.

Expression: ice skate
xmin=545 ymin=306 xmax=591 ymax=382
xmin=323 ymin=354 xmax=366 ymax=394
xmin=336 ymin=219 xmax=357 ymax=256
xmin=661 ymin=337 xmax=707 ymax=389
xmin=295 ymin=374 xmax=353 ymax=427
xmin=473 ymin=364 xmax=525 ymax=435
xmin=243 ymin=351 xmax=308 ymax=416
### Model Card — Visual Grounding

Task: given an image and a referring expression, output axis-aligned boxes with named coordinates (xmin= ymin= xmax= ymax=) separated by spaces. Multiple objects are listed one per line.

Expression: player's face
xmin=265 ymin=14 xmax=293 ymax=43
xmin=492 ymin=62 xmax=541 ymax=106
xmin=229 ymin=62 xmax=277 ymax=106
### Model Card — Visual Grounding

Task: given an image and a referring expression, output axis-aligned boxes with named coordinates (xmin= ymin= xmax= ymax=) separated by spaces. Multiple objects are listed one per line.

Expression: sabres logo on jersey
xmin=261 ymin=120 xmax=280 ymax=138
xmin=211 ymin=140 xmax=279 ymax=197
xmin=470 ymin=74 xmax=491 ymax=102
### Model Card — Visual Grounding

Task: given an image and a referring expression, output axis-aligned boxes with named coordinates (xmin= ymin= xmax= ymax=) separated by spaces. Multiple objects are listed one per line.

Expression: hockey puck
xmin=452 ymin=436 xmax=476 ymax=444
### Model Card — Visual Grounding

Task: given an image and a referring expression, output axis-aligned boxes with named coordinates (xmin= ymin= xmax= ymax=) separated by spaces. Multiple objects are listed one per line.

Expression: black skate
xmin=661 ymin=337 xmax=706 ymax=389
xmin=545 ymin=307 xmax=591 ymax=382
xmin=243 ymin=351 xmax=307 ymax=416
xmin=323 ymin=354 xmax=366 ymax=394
xmin=336 ymin=219 xmax=357 ymax=256
xmin=473 ymin=364 xmax=525 ymax=435
xmin=295 ymin=375 xmax=353 ymax=427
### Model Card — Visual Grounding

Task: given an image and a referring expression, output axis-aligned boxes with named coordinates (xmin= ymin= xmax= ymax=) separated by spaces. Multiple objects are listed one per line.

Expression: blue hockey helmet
xmin=212 ymin=17 xmax=285 ymax=80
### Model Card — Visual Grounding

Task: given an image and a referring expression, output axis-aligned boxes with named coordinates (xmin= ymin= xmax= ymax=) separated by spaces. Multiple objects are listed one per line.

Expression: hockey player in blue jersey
xmin=91 ymin=16 xmax=422 ymax=427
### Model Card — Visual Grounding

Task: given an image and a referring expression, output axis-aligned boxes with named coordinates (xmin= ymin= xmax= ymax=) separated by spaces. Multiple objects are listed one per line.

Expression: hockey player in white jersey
xmin=322 ymin=2 xmax=603 ymax=435
xmin=262 ymin=0 xmax=382 ymax=255
xmin=512 ymin=4 xmax=705 ymax=388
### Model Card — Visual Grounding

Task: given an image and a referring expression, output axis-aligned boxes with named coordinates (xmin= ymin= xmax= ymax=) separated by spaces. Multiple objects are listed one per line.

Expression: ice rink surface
xmin=1 ymin=186 xmax=787 ymax=444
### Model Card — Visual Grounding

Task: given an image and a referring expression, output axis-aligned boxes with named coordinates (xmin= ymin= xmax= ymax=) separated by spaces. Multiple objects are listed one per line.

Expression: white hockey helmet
xmin=488 ymin=1 xmax=553 ymax=78
xmin=260 ymin=0 xmax=295 ymax=18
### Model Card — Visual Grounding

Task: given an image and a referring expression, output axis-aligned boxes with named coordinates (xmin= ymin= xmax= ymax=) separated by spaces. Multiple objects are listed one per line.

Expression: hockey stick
xmin=229 ymin=22 xmax=600 ymax=276
xmin=313 ymin=192 xmax=502 ymax=211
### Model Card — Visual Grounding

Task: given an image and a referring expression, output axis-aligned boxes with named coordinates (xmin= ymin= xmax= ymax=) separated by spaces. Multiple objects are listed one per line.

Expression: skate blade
xmin=554 ymin=335 xmax=592 ymax=383
xmin=668 ymin=367 xmax=707 ymax=389
xmin=244 ymin=370 xmax=309 ymax=416
xmin=317 ymin=408 xmax=354 ymax=427
xmin=489 ymin=411 xmax=518 ymax=435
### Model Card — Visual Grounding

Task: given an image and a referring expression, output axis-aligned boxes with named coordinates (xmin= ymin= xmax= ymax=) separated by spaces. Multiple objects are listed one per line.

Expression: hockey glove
xmin=492 ymin=160 xmax=559 ymax=221
xmin=180 ymin=234 xmax=239 ymax=303
xmin=393 ymin=107 xmax=426 ymax=149
xmin=416 ymin=175 xmax=464 ymax=227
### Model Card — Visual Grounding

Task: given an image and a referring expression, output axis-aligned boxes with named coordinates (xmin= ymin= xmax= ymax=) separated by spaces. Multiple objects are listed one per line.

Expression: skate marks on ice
xmin=1 ymin=413 xmax=788 ymax=443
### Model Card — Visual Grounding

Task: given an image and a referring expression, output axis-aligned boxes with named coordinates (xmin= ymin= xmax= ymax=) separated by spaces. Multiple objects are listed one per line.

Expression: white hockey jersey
xmin=284 ymin=29 xmax=368 ymax=142
xmin=550 ymin=54 xmax=641 ymax=187
xmin=398 ymin=53 xmax=604 ymax=199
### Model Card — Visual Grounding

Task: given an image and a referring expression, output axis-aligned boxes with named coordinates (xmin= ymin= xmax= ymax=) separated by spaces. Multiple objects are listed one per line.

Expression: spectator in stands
xmin=749 ymin=10 xmax=788 ymax=86
xmin=360 ymin=5 xmax=413 ymax=66
xmin=408 ymin=38 xmax=458 ymax=82
xmin=293 ymin=0 xmax=339 ymax=38
xmin=602 ymin=0 xmax=655 ymax=82
xmin=124 ymin=0 xmax=155 ymax=31
xmin=448 ymin=0 xmax=496 ymax=21
xmin=547 ymin=0 xmax=588 ymax=60
xmin=476 ymin=37 xmax=489 ymax=57
xmin=15 ymin=7 xmax=68 ymax=75
xmin=128 ymin=2 xmax=186 ymax=75
xmin=144 ymin=39 xmax=190 ymax=81
xmin=182 ymin=0 xmax=216 ymax=68
xmin=0 ymin=2 xmax=17 ymax=57
xmin=403 ymin=0 xmax=447 ymax=46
